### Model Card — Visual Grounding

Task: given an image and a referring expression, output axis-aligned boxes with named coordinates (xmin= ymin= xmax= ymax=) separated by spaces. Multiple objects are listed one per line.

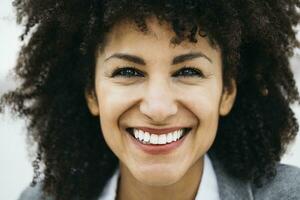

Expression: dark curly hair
xmin=1 ymin=0 xmax=300 ymax=199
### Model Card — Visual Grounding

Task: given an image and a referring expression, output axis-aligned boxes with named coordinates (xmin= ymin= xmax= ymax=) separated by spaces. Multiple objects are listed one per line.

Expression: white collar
xmin=195 ymin=154 xmax=220 ymax=200
xmin=99 ymin=154 xmax=220 ymax=200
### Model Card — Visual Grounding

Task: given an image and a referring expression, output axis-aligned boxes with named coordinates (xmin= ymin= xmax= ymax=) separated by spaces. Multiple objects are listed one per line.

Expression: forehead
xmin=99 ymin=17 xmax=221 ymax=65
xmin=97 ymin=17 xmax=222 ymax=68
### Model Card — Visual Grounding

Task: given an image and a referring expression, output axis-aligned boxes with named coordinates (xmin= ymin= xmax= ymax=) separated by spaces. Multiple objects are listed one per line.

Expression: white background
xmin=1 ymin=1 xmax=300 ymax=200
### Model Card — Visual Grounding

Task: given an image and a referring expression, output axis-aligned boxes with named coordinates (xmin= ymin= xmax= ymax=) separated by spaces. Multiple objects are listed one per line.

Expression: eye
xmin=111 ymin=66 xmax=144 ymax=78
xmin=172 ymin=66 xmax=204 ymax=78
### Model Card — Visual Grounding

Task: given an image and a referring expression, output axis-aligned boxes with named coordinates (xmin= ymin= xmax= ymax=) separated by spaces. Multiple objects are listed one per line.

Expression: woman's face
xmin=86 ymin=17 xmax=236 ymax=186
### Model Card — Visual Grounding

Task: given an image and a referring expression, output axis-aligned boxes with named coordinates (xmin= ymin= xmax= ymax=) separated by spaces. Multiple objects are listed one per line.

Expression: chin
xmin=132 ymin=165 xmax=185 ymax=186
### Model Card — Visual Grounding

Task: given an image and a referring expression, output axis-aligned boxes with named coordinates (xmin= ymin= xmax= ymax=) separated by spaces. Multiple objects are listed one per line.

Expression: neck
xmin=117 ymin=157 xmax=204 ymax=200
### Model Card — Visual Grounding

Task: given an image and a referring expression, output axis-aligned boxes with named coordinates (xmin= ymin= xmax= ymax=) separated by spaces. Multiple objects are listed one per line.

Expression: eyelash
xmin=111 ymin=66 xmax=204 ymax=78
xmin=111 ymin=66 xmax=144 ymax=78
xmin=173 ymin=66 xmax=204 ymax=78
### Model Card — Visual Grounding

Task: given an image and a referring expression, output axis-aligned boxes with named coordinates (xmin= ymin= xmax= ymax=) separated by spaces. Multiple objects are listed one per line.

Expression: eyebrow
xmin=104 ymin=51 xmax=212 ymax=65
xmin=105 ymin=53 xmax=146 ymax=65
xmin=172 ymin=52 xmax=212 ymax=64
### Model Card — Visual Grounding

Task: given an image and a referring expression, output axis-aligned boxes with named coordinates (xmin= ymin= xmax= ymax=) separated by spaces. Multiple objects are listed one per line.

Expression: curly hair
xmin=1 ymin=0 xmax=300 ymax=199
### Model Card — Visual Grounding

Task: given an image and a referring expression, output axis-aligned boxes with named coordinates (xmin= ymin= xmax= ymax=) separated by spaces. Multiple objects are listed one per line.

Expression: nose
xmin=139 ymin=77 xmax=178 ymax=123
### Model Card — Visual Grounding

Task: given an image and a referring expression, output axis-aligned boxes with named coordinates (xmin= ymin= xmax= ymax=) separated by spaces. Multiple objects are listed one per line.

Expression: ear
xmin=219 ymin=79 xmax=237 ymax=116
xmin=85 ymin=89 xmax=100 ymax=116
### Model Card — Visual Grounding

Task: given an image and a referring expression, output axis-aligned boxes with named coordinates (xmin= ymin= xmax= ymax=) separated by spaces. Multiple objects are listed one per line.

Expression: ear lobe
xmin=219 ymin=79 xmax=237 ymax=116
xmin=85 ymin=89 xmax=100 ymax=116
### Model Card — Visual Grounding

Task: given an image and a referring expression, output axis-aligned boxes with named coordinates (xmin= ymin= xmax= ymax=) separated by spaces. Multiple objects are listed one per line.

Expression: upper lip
xmin=131 ymin=127 xmax=187 ymax=135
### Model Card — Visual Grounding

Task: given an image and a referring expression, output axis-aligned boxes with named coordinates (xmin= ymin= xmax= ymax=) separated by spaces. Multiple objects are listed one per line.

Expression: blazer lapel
xmin=209 ymin=155 xmax=254 ymax=200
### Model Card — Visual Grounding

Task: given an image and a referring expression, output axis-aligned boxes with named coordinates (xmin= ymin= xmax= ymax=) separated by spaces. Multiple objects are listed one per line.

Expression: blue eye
xmin=111 ymin=67 xmax=144 ymax=78
xmin=111 ymin=66 xmax=203 ymax=78
xmin=173 ymin=66 xmax=203 ymax=78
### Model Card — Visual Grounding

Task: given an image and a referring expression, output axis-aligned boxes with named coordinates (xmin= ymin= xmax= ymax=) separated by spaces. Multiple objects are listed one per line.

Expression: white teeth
xmin=172 ymin=131 xmax=178 ymax=142
xmin=144 ymin=132 xmax=150 ymax=142
xmin=131 ymin=128 xmax=186 ymax=145
xmin=167 ymin=133 xmax=173 ymax=143
xmin=138 ymin=130 xmax=144 ymax=141
xmin=172 ymin=130 xmax=183 ymax=142
xmin=150 ymin=134 xmax=158 ymax=144
xmin=158 ymin=134 xmax=167 ymax=144
xmin=134 ymin=129 xmax=139 ymax=139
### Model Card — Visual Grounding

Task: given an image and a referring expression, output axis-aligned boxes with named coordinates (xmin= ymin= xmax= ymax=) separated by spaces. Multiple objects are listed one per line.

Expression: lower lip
xmin=127 ymin=130 xmax=189 ymax=155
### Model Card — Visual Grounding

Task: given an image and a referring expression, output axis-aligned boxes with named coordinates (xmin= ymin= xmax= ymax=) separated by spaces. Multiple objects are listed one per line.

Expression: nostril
xmin=139 ymin=98 xmax=178 ymax=122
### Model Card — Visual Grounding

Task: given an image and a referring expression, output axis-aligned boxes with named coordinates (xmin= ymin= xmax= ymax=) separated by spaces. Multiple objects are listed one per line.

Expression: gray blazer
xmin=18 ymin=158 xmax=300 ymax=200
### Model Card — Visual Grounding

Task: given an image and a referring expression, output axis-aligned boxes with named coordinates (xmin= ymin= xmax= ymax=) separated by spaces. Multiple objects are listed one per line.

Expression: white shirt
xmin=99 ymin=155 xmax=220 ymax=200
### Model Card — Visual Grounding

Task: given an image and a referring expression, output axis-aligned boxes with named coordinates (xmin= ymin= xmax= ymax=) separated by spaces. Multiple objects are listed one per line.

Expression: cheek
xmin=181 ymin=84 xmax=222 ymax=118
xmin=97 ymin=80 xmax=136 ymax=119
xmin=188 ymin=92 xmax=221 ymax=138
xmin=95 ymin=81 xmax=139 ymax=156
xmin=180 ymin=87 xmax=222 ymax=153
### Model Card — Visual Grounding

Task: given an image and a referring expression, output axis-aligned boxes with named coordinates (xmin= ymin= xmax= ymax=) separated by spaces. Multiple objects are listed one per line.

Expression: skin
xmin=85 ymin=17 xmax=236 ymax=200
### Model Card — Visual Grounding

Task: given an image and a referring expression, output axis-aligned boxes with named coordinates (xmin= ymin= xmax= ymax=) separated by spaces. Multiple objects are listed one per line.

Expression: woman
xmin=1 ymin=0 xmax=300 ymax=199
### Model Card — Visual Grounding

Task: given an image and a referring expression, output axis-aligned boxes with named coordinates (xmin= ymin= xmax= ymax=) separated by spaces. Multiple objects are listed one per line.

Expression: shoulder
xmin=253 ymin=164 xmax=300 ymax=200
xmin=18 ymin=182 xmax=53 ymax=200
xmin=209 ymin=154 xmax=300 ymax=200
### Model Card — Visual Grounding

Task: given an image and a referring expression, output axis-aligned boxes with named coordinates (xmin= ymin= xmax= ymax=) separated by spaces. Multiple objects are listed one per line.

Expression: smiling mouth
xmin=125 ymin=127 xmax=192 ymax=145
